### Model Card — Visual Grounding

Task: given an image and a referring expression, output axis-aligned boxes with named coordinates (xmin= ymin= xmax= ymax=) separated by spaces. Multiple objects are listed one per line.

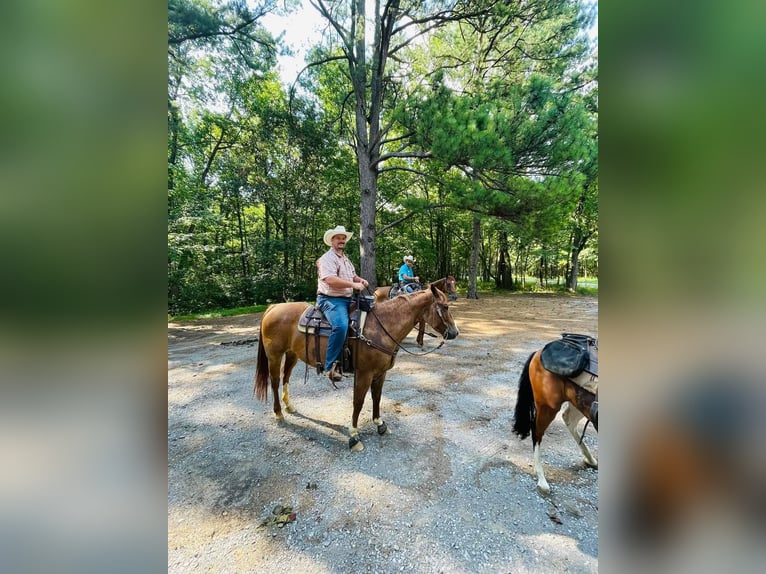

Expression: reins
xmin=363 ymin=307 xmax=446 ymax=357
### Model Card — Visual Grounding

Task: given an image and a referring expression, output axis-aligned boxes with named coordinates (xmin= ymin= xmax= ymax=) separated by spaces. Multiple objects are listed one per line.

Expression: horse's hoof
xmin=275 ymin=412 xmax=284 ymax=421
xmin=285 ymin=405 xmax=297 ymax=414
xmin=349 ymin=436 xmax=364 ymax=451
xmin=537 ymin=483 xmax=551 ymax=495
xmin=585 ymin=460 xmax=598 ymax=469
xmin=376 ymin=421 xmax=388 ymax=435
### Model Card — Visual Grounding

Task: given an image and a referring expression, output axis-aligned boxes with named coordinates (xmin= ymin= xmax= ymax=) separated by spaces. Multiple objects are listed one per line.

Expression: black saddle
xmin=389 ymin=281 xmax=423 ymax=298
xmin=540 ymin=333 xmax=598 ymax=378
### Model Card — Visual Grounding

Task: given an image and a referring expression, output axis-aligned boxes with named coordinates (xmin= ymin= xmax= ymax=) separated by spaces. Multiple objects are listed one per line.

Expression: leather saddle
xmin=389 ymin=281 xmax=422 ymax=298
xmin=540 ymin=333 xmax=598 ymax=379
xmin=297 ymin=299 xmax=374 ymax=375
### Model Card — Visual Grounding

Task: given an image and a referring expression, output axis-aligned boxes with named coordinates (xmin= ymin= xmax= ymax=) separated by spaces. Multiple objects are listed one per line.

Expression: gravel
xmin=168 ymin=292 xmax=598 ymax=573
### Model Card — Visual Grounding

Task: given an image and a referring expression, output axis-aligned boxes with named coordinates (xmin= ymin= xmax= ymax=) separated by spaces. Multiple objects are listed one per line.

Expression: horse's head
xmin=423 ymin=284 xmax=459 ymax=340
xmin=445 ymin=275 xmax=458 ymax=301
xmin=373 ymin=286 xmax=391 ymax=304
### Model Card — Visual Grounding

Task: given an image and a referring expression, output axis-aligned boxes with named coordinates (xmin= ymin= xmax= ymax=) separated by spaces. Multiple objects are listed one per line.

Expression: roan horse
xmin=254 ymin=284 xmax=459 ymax=451
xmin=512 ymin=348 xmax=598 ymax=493
xmin=374 ymin=276 xmax=458 ymax=347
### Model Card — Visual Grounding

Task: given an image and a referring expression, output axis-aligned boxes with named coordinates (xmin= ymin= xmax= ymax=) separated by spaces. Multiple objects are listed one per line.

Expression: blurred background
xmin=600 ymin=0 xmax=766 ymax=572
xmin=1 ymin=0 xmax=765 ymax=572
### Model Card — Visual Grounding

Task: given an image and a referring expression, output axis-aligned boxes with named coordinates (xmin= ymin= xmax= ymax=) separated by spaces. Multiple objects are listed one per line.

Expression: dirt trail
xmin=168 ymin=292 xmax=599 ymax=573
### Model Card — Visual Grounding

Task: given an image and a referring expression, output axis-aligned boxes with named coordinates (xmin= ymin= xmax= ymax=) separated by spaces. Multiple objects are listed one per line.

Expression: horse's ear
xmin=429 ymin=283 xmax=445 ymax=302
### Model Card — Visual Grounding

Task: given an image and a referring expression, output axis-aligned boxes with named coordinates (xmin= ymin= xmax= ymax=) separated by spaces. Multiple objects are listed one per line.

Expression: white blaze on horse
xmin=512 ymin=334 xmax=598 ymax=493
xmin=254 ymin=285 xmax=459 ymax=451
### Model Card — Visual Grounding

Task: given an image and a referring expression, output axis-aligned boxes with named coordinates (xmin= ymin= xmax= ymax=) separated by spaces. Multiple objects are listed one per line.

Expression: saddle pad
xmin=541 ymin=338 xmax=590 ymax=378
xmin=570 ymin=369 xmax=598 ymax=394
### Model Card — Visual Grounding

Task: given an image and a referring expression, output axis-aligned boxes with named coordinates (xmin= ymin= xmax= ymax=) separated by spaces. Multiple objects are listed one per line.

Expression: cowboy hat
xmin=403 ymin=255 xmax=415 ymax=263
xmin=323 ymin=225 xmax=353 ymax=246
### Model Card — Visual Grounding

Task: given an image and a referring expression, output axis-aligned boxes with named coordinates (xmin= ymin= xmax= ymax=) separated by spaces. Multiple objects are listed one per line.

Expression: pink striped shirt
xmin=317 ymin=249 xmax=357 ymax=297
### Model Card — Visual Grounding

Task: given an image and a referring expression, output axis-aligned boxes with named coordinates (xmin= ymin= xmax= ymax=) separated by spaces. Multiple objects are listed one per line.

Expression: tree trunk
xmin=567 ymin=221 xmax=592 ymax=292
xmin=567 ymin=245 xmax=581 ymax=292
xmin=168 ymin=100 xmax=180 ymax=194
xmin=467 ymin=216 xmax=481 ymax=299
xmin=358 ymin=157 xmax=378 ymax=289
xmin=497 ymin=231 xmax=512 ymax=288
xmin=236 ymin=194 xmax=248 ymax=277
xmin=350 ymin=0 xmax=382 ymax=290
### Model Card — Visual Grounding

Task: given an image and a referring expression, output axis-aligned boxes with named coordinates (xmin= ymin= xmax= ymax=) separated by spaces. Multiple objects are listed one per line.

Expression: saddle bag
xmin=540 ymin=335 xmax=592 ymax=378
xmin=357 ymin=295 xmax=376 ymax=312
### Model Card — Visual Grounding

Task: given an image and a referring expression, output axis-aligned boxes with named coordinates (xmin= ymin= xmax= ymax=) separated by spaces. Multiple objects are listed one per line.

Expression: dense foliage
xmin=168 ymin=0 xmax=597 ymax=314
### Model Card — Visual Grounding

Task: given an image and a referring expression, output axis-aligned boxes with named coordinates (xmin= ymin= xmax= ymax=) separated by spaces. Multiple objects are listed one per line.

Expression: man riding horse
xmin=397 ymin=255 xmax=421 ymax=294
xmin=315 ymin=225 xmax=368 ymax=383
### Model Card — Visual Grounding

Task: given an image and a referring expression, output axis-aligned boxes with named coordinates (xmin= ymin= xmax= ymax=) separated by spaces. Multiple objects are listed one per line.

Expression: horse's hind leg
xmin=562 ymin=403 xmax=597 ymax=468
xmin=533 ymin=406 xmax=558 ymax=494
xmin=280 ymin=352 xmax=299 ymax=414
xmin=267 ymin=352 xmax=284 ymax=420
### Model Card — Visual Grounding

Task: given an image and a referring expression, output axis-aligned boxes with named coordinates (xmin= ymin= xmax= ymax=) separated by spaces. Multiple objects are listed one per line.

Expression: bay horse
xmin=254 ymin=284 xmax=459 ymax=451
xmin=512 ymin=349 xmax=598 ymax=493
xmin=374 ymin=276 xmax=458 ymax=347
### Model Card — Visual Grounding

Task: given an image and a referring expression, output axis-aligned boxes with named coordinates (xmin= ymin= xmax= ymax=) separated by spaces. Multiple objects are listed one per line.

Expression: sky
xmin=261 ymin=1 xmax=598 ymax=86
xmin=260 ymin=2 xmax=327 ymax=85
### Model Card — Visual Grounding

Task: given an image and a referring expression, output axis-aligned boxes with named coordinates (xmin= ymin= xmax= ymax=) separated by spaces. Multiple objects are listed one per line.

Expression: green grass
xmin=575 ymin=285 xmax=598 ymax=296
xmin=467 ymin=277 xmax=598 ymax=296
xmin=169 ymin=304 xmax=269 ymax=323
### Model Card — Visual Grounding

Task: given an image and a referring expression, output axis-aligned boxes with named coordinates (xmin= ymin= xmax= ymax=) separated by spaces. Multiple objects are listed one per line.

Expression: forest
xmin=168 ymin=0 xmax=597 ymax=314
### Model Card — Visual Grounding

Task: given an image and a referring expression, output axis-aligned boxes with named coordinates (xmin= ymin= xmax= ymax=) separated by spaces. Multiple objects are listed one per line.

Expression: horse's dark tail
xmin=254 ymin=331 xmax=270 ymax=401
xmin=513 ymin=352 xmax=536 ymax=441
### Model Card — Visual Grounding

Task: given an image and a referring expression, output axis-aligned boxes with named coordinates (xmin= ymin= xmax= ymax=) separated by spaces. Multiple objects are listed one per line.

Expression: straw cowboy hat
xmin=403 ymin=255 xmax=416 ymax=264
xmin=323 ymin=225 xmax=353 ymax=246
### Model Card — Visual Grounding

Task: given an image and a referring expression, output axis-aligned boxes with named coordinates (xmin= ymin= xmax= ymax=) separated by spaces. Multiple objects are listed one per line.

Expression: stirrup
xmin=328 ymin=363 xmax=342 ymax=384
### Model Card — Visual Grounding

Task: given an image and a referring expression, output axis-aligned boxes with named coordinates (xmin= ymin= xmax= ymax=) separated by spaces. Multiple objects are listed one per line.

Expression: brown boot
xmin=328 ymin=362 xmax=342 ymax=382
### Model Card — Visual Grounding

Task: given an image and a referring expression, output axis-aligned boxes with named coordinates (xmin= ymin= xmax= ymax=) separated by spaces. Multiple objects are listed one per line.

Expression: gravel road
xmin=168 ymin=292 xmax=599 ymax=573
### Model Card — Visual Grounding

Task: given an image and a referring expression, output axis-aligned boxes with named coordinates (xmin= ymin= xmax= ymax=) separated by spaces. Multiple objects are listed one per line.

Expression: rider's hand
xmin=352 ymin=281 xmax=365 ymax=290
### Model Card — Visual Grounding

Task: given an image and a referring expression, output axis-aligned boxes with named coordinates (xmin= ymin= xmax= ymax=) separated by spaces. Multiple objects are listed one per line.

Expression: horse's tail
xmin=254 ymin=329 xmax=270 ymax=401
xmin=512 ymin=352 xmax=536 ymax=441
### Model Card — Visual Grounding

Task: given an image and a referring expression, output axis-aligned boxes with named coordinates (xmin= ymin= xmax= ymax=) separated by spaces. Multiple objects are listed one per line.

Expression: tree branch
xmin=377 ymin=203 xmax=452 ymax=235
xmin=375 ymin=150 xmax=432 ymax=166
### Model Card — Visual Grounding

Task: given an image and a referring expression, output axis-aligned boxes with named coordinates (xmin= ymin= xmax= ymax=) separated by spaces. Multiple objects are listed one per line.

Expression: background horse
xmin=254 ymin=284 xmax=459 ymax=451
xmin=374 ymin=276 xmax=458 ymax=347
xmin=512 ymin=349 xmax=598 ymax=493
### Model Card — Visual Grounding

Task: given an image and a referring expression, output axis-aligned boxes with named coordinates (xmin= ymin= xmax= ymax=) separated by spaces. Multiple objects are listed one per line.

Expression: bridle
xmin=360 ymin=299 xmax=450 ymax=357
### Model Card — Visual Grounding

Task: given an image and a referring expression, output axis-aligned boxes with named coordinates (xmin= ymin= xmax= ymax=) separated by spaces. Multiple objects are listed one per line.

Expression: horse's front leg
xmin=415 ymin=320 xmax=425 ymax=348
xmin=562 ymin=403 xmax=598 ymax=468
xmin=349 ymin=373 xmax=373 ymax=452
xmin=370 ymin=373 xmax=388 ymax=436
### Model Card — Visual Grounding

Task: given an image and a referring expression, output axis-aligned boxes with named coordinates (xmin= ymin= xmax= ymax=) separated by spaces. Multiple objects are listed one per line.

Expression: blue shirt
xmin=398 ymin=263 xmax=415 ymax=283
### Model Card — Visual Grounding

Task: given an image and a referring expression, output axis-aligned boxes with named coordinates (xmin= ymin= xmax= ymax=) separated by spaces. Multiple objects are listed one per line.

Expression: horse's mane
xmin=376 ymin=288 xmax=426 ymax=310
xmin=375 ymin=286 xmax=440 ymax=313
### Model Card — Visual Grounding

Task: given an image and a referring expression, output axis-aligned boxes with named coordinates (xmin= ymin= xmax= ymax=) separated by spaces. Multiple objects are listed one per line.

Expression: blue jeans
xmin=316 ymin=295 xmax=352 ymax=371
